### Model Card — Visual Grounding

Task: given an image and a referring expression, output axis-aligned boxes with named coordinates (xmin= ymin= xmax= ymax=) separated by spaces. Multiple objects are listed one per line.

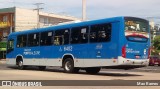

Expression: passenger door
xmin=6 ymin=37 xmax=15 ymax=58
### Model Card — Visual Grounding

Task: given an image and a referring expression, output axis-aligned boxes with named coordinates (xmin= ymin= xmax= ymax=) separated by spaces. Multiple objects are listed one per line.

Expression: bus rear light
xmin=122 ymin=45 xmax=126 ymax=58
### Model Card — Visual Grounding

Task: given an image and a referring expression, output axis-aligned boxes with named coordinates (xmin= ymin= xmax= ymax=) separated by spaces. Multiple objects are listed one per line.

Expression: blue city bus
xmin=6 ymin=16 xmax=150 ymax=74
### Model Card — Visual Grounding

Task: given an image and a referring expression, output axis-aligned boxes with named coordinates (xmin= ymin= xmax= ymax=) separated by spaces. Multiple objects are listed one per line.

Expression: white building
xmin=0 ymin=7 xmax=80 ymax=32
xmin=0 ymin=7 xmax=80 ymax=59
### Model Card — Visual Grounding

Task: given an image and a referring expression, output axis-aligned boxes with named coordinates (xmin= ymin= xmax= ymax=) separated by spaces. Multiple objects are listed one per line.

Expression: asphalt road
xmin=1 ymin=60 xmax=160 ymax=89
xmin=1 ymin=60 xmax=160 ymax=73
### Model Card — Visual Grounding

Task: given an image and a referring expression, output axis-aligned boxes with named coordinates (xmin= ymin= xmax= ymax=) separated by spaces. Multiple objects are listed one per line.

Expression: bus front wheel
xmin=63 ymin=58 xmax=79 ymax=73
xmin=17 ymin=60 xmax=25 ymax=70
xmin=85 ymin=67 xmax=101 ymax=74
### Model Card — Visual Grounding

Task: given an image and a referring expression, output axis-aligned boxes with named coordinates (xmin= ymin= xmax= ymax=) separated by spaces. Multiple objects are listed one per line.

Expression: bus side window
xmin=63 ymin=30 xmax=70 ymax=45
xmin=17 ymin=35 xmax=27 ymax=48
xmin=28 ymin=33 xmax=40 ymax=47
xmin=90 ymin=32 xmax=97 ymax=42
xmin=71 ymin=28 xmax=79 ymax=44
xmin=90 ymin=23 xmax=111 ymax=43
xmin=40 ymin=31 xmax=53 ymax=46
xmin=54 ymin=29 xmax=69 ymax=45
xmin=81 ymin=27 xmax=89 ymax=43
xmin=71 ymin=26 xmax=89 ymax=44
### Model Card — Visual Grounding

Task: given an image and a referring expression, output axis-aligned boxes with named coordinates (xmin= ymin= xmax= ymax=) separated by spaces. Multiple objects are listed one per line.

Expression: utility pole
xmin=82 ymin=0 xmax=86 ymax=21
xmin=34 ymin=3 xmax=44 ymax=28
xmin=10 ymin=14 xmax=13 ymax=33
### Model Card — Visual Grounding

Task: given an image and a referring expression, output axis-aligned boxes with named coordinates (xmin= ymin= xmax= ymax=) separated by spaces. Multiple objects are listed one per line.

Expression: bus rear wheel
xmin=85 ymin=67 xmax=101 ymax=74
xmin=17 ymin=60 xmax=25 ymax=70
xmin=63 ymin=58 xmax=79 ymax=73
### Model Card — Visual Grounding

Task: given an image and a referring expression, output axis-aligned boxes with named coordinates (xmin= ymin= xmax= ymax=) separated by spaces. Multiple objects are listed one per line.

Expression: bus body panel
xmin=6 ymin=16 xmax=150 ymax=69
xmin=116 ymin=17 xmax=150 ymax=67
xmin=125 ymin=42 xmax=148 ymax=59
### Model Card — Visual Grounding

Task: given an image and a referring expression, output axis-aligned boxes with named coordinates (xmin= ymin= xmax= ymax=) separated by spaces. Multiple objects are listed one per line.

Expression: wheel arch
xmin=16 ymin=54 xmax=24 ymax=65
xmin=62 ymin=53 xmax=75 ymax=66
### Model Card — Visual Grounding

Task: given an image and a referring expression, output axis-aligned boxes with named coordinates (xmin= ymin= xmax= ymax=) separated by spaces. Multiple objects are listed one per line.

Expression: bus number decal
xmin=64 ymin=46 xmax=72 ymax=52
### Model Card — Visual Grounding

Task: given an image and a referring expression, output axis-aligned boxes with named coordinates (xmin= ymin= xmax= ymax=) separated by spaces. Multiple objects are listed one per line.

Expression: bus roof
xmin=8 ymin=16 xmax=147 ymax=37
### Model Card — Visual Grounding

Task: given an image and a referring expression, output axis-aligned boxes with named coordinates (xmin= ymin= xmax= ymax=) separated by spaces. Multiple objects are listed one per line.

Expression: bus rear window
xmin=126 ymin=36 xmax=148 ymax=42
xmin=125 ymin=17 xmax=149 ymax=42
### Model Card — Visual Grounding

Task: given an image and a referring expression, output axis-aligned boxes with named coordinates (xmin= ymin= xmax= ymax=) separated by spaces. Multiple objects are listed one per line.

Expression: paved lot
xmin=1 ymin=60 xmax=160 ymax=89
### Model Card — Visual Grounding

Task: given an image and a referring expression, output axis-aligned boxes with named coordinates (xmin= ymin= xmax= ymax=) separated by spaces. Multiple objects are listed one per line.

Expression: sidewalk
xmin=0 ymin=59 xmax=6 ymax=64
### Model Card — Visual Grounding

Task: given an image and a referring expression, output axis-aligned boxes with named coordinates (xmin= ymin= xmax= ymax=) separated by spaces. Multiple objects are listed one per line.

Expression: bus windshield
xmin=125 ymin=17 xmax=149 ymax=42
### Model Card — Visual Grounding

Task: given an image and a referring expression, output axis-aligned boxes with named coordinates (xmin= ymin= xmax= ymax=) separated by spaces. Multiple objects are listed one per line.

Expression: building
xmin=150 ymin=21 xmax=155 ymax=40
xmin=149 ymin=21 xmax=160 ymax=40
xmin=0 ymin=7 xmax=80 ymax=59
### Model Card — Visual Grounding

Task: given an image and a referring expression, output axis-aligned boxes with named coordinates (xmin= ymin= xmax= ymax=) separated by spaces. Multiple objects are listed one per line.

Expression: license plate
xmin=135 ymin=56 xmax=140 ymax=59
xmin=155 ymin=62 xmax=159 ymax=64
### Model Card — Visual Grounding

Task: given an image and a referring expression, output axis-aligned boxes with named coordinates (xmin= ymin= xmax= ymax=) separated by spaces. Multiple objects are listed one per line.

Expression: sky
xmin=0 ymin=0 xmax=160 ymax=23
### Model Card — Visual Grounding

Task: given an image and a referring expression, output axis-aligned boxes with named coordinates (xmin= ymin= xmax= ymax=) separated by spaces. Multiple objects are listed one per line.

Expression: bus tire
xmin=17 ymin=60 xmax=25 ymax=70
xmin=38 ymin=66 xmax=46 ymax=71
xmin=63 ymin=58 xmax=77 ymax=73
xmin=85 ymin=67 xmax=101 ymax=74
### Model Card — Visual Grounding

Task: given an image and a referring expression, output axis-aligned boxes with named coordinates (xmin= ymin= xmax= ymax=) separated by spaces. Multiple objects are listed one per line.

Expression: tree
xmin=152 ymin=35 xmax=160 ymax=55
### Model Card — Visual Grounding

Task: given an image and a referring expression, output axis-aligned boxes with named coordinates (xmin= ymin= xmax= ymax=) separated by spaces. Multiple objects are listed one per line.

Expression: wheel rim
xmin=65 ymin=61 xmax=72 ymax=71
xmin=18 ymin=61 xmax=23 ymax=67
